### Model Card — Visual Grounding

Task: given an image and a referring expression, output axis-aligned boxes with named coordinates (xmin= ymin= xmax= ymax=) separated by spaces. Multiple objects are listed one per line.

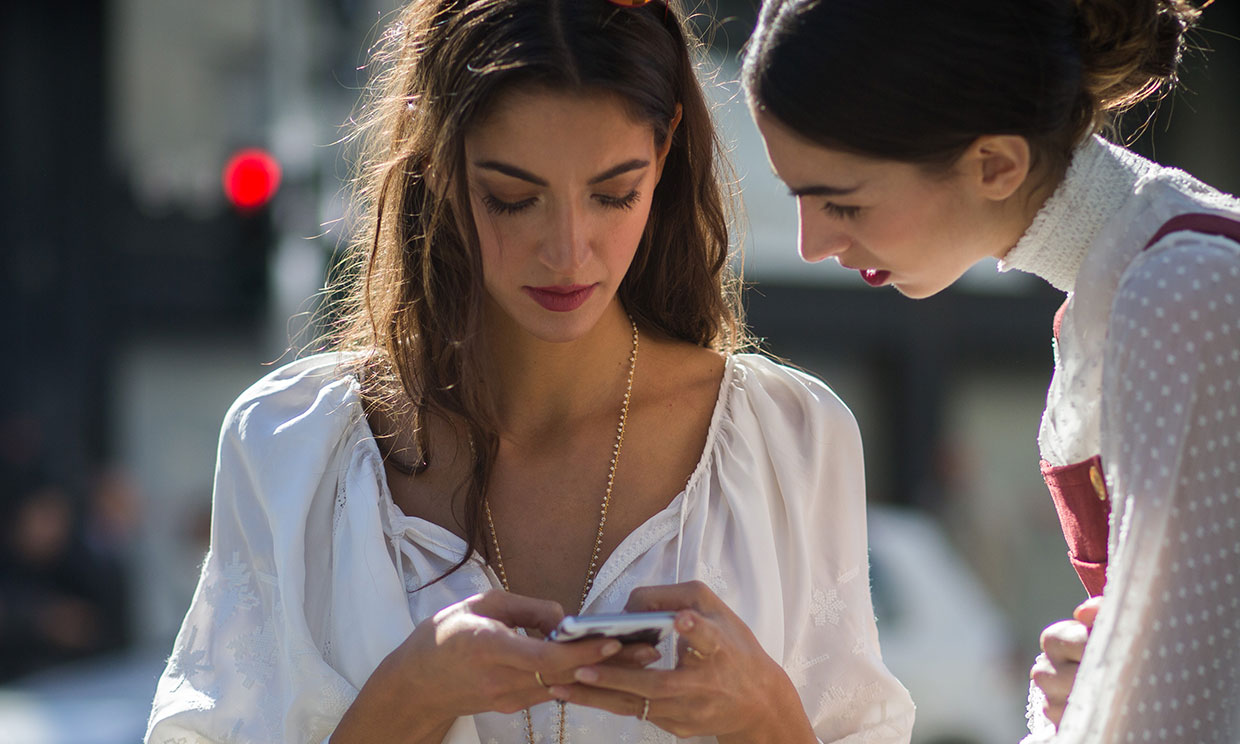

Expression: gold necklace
xmin=484 ymin=317 xmax=639 ymax=744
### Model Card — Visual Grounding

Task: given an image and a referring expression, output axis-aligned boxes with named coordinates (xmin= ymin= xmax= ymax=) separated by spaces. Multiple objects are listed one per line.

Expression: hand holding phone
xmin=548 ymin=611 xmax=676 ymax=645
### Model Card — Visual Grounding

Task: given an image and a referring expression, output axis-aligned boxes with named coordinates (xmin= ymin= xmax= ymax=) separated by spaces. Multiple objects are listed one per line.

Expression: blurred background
xmin=0 ymin=1 xmax=1236 ymax=742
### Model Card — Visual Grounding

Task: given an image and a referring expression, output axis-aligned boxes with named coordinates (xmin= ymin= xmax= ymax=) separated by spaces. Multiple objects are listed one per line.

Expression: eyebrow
xmin=587 ymin=159 xmax=649 ymax=184
xmin=787 ymin=183 xmax=862 ymax=198
xmin=472 ymin=158 xmax=650 ymax=187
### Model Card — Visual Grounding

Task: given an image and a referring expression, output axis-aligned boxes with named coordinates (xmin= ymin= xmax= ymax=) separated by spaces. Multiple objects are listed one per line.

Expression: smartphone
xmin=548 ymin=611 xmax=677 ymax=645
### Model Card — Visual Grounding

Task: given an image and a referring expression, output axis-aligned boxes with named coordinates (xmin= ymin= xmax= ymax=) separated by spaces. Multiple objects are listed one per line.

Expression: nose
xmin=796 ymin=201 xmax=850 ymax=263
xmin=539 ymin=201 xmax=591 ymax=274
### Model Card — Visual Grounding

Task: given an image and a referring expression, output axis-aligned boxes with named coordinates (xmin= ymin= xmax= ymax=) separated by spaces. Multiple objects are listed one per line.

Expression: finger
xmin=550 ymin=683 xmax=654 ymax=721
xmin=572 ymin=662 xmax=680 ymax=700
xmin=1029 ymin=654 xmax=1076 ymax=702
xmin=500 ymin=641 xmax=628 ymax=689
xmin=625 ymin=581 xmax=716 ymax=613
xmin=533 ymin=666 xmax=578 ymax=688
xmin=1073 ymin=596 xmax=1104 ymax=629
xmin=490 ymin=668 xmax=562 ymax=714
xmin=502 ymin=635 xmax=624 ymax=675
xmin=533 ymin=646 xmax=658 ymax=685
xmin=1043 ymin=699 xmax=1066 ymax=727
xmin=673 ymin=610 xmax=723 ymax=660
xmin=603 ymin=643 xmax=662 ymax=669
xmin=466 ymin=590 xmax=565 ymax=635
xmin=1040 ymin=620 xmax=1089 ymax=664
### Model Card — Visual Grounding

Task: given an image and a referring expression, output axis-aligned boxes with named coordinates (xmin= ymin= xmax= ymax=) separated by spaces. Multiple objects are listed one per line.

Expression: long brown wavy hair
xmin=329 ymin=0 xmax=744 ymax=580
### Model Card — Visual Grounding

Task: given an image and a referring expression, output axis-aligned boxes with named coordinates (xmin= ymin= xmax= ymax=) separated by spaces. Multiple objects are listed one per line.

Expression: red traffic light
xmin=223 ymin=148 xmax=281 ymax=211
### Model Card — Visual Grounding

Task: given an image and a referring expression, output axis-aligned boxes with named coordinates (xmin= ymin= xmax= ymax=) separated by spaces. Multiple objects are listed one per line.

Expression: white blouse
xmin=999 ymin=136 xmax=1240 ymax=742
xmin=145 ymin=352 xmax=915 ymax=744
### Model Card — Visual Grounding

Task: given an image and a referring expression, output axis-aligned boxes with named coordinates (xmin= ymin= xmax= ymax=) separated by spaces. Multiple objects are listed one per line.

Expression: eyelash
xmin=481 ymin=190 xmax=642 ymax=215
xmin=822 ymin=202 xmax=862 ymax=219
xmin=597 ymin=190 xmax=641 ymax=211
xmin=482 ymin=195 xmax=536 ymax=215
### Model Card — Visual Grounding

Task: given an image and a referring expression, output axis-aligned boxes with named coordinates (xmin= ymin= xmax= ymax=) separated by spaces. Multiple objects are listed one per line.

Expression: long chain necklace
xmin=484 ymin=317 xmax=639 ymax=744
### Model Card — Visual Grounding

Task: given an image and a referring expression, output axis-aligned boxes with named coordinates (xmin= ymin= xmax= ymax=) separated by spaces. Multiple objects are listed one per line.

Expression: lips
xmin=859 ymin=269 xmax=891 ymax=287
xmin=524 ymin=284 xmax=596 ymax=312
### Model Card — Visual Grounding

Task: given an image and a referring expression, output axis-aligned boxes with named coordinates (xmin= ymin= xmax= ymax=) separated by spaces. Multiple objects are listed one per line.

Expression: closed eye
xmin=595 ymin=190 xmax=641 ymax=211
xmin=482 ymin=194 xmax=537 ymax=215
xmin=822 ymin=202 xmax=862 ymax=219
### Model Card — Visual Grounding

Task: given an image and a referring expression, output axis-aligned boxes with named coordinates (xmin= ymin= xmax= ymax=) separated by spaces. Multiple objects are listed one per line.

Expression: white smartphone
xmin=548 ymin=611 xmax=677 ymax=645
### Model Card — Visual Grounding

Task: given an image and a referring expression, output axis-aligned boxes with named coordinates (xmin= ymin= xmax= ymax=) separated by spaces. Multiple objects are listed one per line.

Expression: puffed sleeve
xmin=1050 ymin=236 xmax=1240 ymax=742
xmin=145 ymin=358 xmax=363 ymax=744
xmin=734 ymin=358 xmax=916 ymax=743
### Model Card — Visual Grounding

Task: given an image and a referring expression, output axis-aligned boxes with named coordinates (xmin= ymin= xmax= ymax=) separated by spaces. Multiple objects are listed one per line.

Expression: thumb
xmin=467 ymin=591 xmax=566 ymax=635
xmin=1073 ymin=595 xmax=1104 ymax=629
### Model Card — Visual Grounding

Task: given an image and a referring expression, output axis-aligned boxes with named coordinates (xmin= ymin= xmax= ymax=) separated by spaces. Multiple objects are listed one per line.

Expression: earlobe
xmin=654 ymin=104 xmax=683 ymax=182
xmin=969 ymin=135 xmax=1032 ymax=202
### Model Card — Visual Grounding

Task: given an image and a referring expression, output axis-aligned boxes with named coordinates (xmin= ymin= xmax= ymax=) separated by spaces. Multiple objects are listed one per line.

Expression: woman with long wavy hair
xmin=145 ymin=2 xmax=914 ymax=742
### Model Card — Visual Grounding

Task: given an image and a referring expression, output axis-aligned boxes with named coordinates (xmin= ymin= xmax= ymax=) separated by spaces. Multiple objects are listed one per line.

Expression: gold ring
xmin=534 ymin=670 xmax=551 ymax=689
xmin=640 ymin=697 xmax=650 ymax=722
xmin=685 ymin=646 xmax=707 ymax=661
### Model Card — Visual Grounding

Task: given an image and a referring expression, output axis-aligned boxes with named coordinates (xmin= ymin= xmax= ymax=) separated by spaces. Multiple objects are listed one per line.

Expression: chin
xmin=513 ymin=306 xmax=608 ymax=345
xmin=892 ymin=280 xmax=951 ymax=300
xmin=526 ymin=323 xmax=592 ymax=344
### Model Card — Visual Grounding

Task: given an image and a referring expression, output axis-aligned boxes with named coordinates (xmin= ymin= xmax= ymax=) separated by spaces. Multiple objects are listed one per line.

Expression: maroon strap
xmin=1041 ymin=212 xmax=1240 ymax=596
xmin=1052 ymin=213 xmax=1240 ymax=344
xmin=1142 ymin=212 xmax=1240 ymax=249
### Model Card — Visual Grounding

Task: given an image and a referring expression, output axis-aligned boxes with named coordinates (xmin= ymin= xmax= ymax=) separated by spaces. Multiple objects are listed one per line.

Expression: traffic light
xmin=222 ymin=148 xmax=281 ymax=213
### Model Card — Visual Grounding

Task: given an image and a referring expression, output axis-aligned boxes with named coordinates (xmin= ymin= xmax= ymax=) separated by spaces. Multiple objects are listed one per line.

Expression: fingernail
xmin=678 ymin=613 xmax=695 ymax=631
xmin=575 ymin=667 xmax=599 ymax=683
xmin=601 ymin=640 xmax=622 ymax=656
xmin=549 ymin=686 xmax=570 ymax=701
xmin=637 ymin=648 xmax=660 ymax=664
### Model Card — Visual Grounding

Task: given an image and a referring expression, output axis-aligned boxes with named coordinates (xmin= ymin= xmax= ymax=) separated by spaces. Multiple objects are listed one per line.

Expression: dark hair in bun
xmin=744 ymin=0 xmax=1202 ymax=181
xmin=1076 ymin=0 xmax=1200 ymax=120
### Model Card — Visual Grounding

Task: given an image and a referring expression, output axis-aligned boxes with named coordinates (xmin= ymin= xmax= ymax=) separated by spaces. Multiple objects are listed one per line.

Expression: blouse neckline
xmin=350 ymin=352 xmax=740 ymax=602
xmin=998 ymin=135 xmax=1157 ymax=292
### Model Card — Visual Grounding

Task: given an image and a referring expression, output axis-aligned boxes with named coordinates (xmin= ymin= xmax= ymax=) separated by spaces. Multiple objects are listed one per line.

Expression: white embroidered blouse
xmin=145 ymin=352 xmax=915 ymax=744
xmin=999 ymin=136 xmax=1240 ymax=742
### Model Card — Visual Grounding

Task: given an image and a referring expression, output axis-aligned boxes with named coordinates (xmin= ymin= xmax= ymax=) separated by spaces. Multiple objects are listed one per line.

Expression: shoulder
xmin=208 ymin=352 xmax=369 ymax=539
xmin=220 ymin=351 xmax=363 ymax=457
xmin=726 ymin=353 xmax=861 ymax=448
xmin=1115 ymin=231 xmax=1240 ymax=320
xmin=712 ymin=355 xmax=866 ymax=529
xmin=1107 ymin=235 xmax=1240 ymax=383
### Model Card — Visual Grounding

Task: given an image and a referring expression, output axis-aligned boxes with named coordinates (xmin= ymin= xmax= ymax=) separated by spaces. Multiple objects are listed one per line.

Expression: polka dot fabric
xmin=1056 ymin=238 xmax=1240 ymax=742
xmin=1003 ymin=137 xmax=1240 ymax=742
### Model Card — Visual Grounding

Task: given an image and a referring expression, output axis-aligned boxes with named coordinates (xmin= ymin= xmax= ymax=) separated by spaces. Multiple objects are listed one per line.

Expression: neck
xmin=991 ymin=169 xmax=1059 ymax=261
xmin=483 ymin=300 xmax=635 ymax=439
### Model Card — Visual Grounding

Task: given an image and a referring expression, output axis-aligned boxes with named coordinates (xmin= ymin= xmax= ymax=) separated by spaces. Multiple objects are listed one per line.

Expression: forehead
xmin=466 ymin=87 xmax=657 ymax=166
xmin=755 ymin=111 xmax=876 ymax=179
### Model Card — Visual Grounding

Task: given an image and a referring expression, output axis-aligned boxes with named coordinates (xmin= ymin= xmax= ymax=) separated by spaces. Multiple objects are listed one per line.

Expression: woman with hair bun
xmin=745 ymin=0 xmax=1239 ymax=741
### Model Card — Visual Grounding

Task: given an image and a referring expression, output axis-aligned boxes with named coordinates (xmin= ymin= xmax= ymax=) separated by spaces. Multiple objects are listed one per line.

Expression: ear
xmin=653 ymin=104 xmax=683 ymax=183
xmin=960 ymin=135 xmax=1032 ymax=202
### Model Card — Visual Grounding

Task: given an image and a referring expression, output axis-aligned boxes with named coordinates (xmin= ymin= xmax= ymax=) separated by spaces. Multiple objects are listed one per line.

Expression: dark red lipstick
xmin=859 ymin=269 xmax=891 ymax=287
xmin=524 ymin=284 xmax=596 ymax=312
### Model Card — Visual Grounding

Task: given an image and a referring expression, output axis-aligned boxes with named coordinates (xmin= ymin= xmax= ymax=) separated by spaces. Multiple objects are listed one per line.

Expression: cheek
xmin=597 ymin=185 xmax=656 ymax=269
xmin=870 ymin=186 xmax=955 ymax=259
xmin=609 ymin=205 xmax=653 ymax=270
xmin=472 ymin=206 xmax=519 ymax=284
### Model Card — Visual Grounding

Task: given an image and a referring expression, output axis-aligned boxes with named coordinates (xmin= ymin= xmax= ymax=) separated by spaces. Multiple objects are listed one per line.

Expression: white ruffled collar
xmin=998 ymin=135 xmax=1157 ymax=292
